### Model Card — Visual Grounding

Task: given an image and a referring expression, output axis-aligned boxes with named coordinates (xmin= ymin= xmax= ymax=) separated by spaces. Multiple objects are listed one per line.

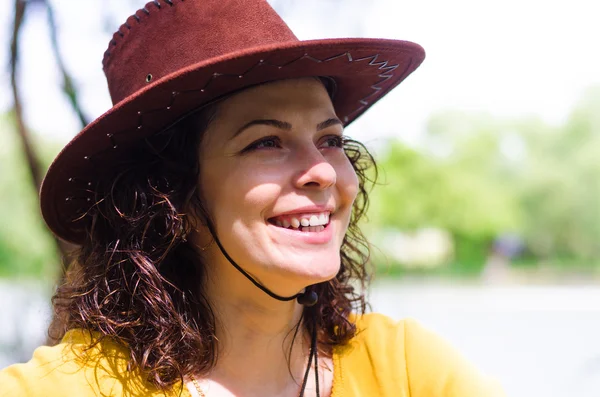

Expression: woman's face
xmin=197 ymin=78 xmax=359 ymax=293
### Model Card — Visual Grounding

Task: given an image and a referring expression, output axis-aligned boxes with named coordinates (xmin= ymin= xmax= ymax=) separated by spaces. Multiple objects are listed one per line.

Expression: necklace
xmin=190 ymin=321 xmax=320 ymax=397
xmin=191 ymin=376 xmax=207 ymax=397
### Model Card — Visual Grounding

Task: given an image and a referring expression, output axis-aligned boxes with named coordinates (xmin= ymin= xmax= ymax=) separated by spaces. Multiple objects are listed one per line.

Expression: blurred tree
xmin=0 ymin=114 xmax=59 ymax=277
xmin=368 ymin=135 xmax=520 ymax=273
xmin=369 ymin=87 xmax=600 ymax=273
xmin=516 ymin=88 xmax=600 ymax=261
xmin=9 ymin=0 xmax=90 ymax=344
xmin=9 ymin=0 xmax=88 ymax=275
xmin=10 ymin=0 xmax=43 ymax=193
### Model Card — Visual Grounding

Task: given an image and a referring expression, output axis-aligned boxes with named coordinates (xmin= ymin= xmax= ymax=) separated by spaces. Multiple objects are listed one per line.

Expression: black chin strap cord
xmin=205 ymin=221 xmax=319 ymax=306
xmin=298 ymin=315 xmax=319 ymax=397
xmin=204 ymin=220 xmax=320 ymax=396
xmin=298 ymin=310 xmax=321 ymax=397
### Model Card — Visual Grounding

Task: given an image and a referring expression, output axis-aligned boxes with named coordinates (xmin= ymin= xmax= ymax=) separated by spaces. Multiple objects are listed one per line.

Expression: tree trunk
xmin=10 ymin=0 xmax=77 ymax=345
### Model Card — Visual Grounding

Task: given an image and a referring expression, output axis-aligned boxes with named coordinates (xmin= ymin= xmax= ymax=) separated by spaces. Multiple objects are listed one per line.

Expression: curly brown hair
xmin=50 ymin=96 xmax=378 ymax=390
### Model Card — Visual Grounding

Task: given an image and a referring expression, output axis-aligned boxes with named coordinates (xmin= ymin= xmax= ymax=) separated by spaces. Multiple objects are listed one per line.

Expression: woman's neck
xmin=202 ymin=277 xmax=314 ymax=396
xmin=217 ymin=293 xmax=306 ymax=366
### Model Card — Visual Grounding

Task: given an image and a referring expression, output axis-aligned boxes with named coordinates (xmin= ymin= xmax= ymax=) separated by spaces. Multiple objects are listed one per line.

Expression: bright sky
xmin=1 ymin=0 xmax=599 ymax=149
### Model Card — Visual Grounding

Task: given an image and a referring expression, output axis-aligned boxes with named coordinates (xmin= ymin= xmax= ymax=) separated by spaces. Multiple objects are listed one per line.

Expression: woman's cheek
xmin=338 ymin=159 xmax=360 ymax=204
xmin=232 ymin=167 xmax=286 ymax=211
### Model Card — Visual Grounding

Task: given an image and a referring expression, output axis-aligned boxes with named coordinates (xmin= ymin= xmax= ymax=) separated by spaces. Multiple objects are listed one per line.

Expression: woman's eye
xmin=243 ymin=136 xmax=281 ymax=152
xmin=322 ymin=135 xmax=344 ymax=148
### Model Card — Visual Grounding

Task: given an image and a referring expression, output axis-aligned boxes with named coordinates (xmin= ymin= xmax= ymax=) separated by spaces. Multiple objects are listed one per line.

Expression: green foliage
xmin=368 ymin=117 xmax=521 ymax=271
xmin=368 ymin=86 xmax=600 ymax=273
xmin=0 ymin=114 xmax=60 ymax=278
xmin=373 ymin=113 xmax=523 ymax=235
xmin=514 ymin=89 xmax=600 ymax=259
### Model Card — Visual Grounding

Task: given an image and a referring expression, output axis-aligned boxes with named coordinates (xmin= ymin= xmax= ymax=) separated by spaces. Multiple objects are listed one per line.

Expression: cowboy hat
xmin=40 ymin=0 xmax=425 ymax=244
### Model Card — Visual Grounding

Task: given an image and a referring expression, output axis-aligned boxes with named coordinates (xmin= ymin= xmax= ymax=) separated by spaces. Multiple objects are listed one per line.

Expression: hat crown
xmin=103 ymin=0 xmax=298 ymax=105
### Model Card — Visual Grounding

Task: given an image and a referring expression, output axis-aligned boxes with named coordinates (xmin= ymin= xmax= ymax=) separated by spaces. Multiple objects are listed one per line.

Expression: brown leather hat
xmin=40 ymin=0 xmax=425 ymax=244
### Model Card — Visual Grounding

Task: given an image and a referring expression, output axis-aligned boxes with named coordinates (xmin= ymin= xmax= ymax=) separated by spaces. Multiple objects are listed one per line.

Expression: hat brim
xmin=40 ymin=38 xmax=425 ymax=244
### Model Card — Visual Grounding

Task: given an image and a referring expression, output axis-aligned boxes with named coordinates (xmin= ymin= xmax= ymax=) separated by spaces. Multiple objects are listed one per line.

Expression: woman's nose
xmin=293 ymin=148 xmax=337 ymax=190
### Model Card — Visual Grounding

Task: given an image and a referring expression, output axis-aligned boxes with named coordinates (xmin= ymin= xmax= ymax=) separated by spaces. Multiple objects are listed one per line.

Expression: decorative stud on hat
xmin=40 ymin=0 xmax=425 ymax=244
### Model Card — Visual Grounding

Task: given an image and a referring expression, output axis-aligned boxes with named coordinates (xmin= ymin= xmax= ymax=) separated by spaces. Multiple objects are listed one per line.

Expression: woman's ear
xmin=181 ymin=186 xmax=215 ymax=250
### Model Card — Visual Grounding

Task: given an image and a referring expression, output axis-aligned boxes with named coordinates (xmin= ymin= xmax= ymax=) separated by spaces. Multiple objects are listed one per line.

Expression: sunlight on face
xmin=197 ymin=78 xmax=359 ymax=293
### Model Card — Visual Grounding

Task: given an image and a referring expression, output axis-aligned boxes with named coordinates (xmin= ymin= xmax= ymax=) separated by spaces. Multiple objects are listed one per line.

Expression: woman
xmin=1 ymin=0 xmax=504 ymax=396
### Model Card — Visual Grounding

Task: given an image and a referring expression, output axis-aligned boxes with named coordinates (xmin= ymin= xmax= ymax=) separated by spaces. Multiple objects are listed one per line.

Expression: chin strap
xmin=204 ymin=220 xmax=319 ymax=307
xmin=298 ymin=311 xmax=320 ymax=397
xmin=204 ymin=220 xmax=321 ymax=396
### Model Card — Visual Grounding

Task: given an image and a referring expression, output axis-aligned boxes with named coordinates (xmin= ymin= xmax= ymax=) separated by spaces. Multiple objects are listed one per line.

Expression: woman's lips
xmin=267 ymin=219 xmax=334 ymax=244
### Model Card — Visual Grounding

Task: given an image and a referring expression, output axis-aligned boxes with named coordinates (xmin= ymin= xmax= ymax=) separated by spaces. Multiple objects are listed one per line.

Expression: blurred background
xmin=1 ymin=0 xmax=600 ymax=395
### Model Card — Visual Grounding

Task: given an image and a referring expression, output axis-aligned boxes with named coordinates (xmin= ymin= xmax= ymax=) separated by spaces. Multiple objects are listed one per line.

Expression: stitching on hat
xmin=345 ymin=56 xmax=414 ymax=121
xmin=285 ymin=52 xmax=354 ymax=66
xmin=65 ymin=177 xmax=94 ymax=208
xmin=103 ymin=1 xmax=183 ymax=68
xmin=68 ymin=177 xmax=92 ymax=186
xmin=67 ymin=50 xmax=411 ymax=222
xmin=107 ymin=133 xmax=118 ymax=148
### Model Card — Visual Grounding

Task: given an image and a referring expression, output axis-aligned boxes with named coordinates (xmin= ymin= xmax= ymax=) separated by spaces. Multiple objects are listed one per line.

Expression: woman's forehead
xmin=218 ymin=78 xmax=335 ymax=119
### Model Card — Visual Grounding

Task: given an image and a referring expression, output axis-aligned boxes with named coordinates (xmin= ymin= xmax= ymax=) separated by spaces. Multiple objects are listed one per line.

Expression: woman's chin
xmin=274 ymin=252 xmax=341 ymax=284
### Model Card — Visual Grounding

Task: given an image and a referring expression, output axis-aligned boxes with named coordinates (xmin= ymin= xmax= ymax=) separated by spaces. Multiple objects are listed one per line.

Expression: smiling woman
xmin=0 ymin=1 xmax=504 ymax=396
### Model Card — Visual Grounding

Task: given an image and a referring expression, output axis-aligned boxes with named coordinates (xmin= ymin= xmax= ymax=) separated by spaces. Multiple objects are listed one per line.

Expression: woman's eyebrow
xmin=235 ymin=119 xmax=292 ymax=137
xmin=316 ymin=117 xmax=343 ymax=131
xmin=234 ymin=117 xmax=343 ymax=138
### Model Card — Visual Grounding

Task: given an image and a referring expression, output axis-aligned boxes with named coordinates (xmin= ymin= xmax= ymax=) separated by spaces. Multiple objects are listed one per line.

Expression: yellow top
xmin=0 ymin=313 xmax=504 ymax=396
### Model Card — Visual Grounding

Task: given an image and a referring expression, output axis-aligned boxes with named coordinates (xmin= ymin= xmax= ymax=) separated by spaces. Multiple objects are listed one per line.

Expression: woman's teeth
xmin=272 ymin=212 xmax=329 ymax=231
xmin=302 ymin=225 xmax=325 ymax=232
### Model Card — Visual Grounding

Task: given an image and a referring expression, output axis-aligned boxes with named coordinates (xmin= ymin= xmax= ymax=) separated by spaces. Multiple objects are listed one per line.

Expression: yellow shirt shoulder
xmin=334 ymin=313 xmax=504 ymax=396
xmin=0 ymin=329 xmax=185 ymax=397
